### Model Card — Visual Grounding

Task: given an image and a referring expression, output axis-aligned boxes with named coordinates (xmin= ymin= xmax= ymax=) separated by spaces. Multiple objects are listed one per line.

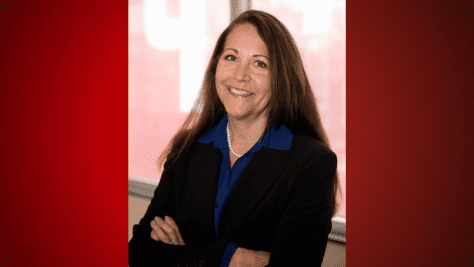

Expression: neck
xmin=227 ymin=114 xmax=267 ymax=145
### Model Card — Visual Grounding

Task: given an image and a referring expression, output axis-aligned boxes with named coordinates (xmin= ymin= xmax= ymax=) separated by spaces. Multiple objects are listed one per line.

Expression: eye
xmin=224 ymin=54 xmax=237 ymax=62
xmin=255 ymin=61 xmax=268 ymax=68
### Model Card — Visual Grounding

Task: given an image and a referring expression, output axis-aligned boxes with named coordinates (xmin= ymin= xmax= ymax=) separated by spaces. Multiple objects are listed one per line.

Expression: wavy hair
xmin=156 ymin=10 xmax=341 ymax=217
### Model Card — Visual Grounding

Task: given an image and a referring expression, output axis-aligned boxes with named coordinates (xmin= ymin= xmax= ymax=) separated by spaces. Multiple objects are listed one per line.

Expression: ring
xmin=170 ymin=237 xmax=177 ymax=244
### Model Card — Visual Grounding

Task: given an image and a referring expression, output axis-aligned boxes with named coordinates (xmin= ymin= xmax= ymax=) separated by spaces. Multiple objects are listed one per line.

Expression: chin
xmin=227 ymin=108 xmax=269 ymax=123
xmin=226 ymin=109 xmax=251 ymax=120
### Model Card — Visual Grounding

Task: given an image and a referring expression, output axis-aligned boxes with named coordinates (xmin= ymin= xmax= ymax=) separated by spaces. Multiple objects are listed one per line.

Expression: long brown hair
xmin=156 ymin=10 xmax=341 ymax=217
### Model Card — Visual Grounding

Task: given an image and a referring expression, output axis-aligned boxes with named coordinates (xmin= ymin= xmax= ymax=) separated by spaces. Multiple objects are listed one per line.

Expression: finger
xmin=150 ymin=230 xmax=160 ymax=241
xmin=154 ymin=216 xmax=181 ymax=245
xmin=154 ymin=216 xmax=179 ymax=244
xmin=151 ymin=218 xmax=171 ymax=244
xmin=165 ymin=216 xmax=185 ymax=246
xmin=164 ymin=216 xmax=186 ymax=245
xmin=155 ymin=216 xmax=176 ymax=236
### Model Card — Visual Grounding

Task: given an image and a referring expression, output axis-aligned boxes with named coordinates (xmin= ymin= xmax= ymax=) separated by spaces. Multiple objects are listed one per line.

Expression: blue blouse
xmin=197 ymin=114 xmax=294 ymax=266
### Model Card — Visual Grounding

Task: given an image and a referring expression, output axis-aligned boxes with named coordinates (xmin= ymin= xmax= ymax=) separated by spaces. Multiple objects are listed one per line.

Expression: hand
xmin=229 ymin=247 xmax=271 ymax=267
xmin=150 ymin=216 xmax=186 ymax=246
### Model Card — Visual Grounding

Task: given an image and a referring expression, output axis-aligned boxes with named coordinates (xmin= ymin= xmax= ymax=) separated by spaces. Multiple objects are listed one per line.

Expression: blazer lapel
xmin=177 ymin=143 xmax=222 ymax=241
xmin=218 ymin=147 xmax=292 ymax=238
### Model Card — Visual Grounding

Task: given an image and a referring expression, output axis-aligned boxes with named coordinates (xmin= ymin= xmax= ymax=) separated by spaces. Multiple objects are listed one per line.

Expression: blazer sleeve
xmin=129 ymin=157 xmax=231 ymax=267
xmin=265 ymin=150 xmax=337 ymax=266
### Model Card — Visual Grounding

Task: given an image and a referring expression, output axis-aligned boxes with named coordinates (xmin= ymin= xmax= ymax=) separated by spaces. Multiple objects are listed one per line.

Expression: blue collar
xmin=197 ymin=114 xmax=293 ymax=153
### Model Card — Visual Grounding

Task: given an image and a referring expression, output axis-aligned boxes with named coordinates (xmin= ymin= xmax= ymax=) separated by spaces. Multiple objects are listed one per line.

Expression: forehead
xmin=224 ymin=24 xmax=268 ymax=55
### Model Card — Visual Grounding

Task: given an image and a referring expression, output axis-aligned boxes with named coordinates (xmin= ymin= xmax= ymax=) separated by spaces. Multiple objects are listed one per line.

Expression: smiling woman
xmin=129 ymin=9 xmax=340 ymax=267
xmin=215 ymin=23 xmax=273 ymax=168
xmin=216 ymin=25 xmax=271 ymax=113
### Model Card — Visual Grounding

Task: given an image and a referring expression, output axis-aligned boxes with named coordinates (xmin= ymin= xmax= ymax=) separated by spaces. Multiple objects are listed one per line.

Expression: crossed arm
xmin=130 ymin=144 xmax=336 ymax=266
xmin=150 ymin=215 xmax=271 ymax=266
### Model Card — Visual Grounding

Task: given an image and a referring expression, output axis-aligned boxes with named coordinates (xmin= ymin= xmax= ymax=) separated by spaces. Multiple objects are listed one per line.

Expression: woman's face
xmin=215 ymin=24 xmax=271 ymax=122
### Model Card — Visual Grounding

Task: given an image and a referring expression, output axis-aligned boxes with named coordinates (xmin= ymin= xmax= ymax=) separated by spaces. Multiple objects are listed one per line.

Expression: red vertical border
xmin=0 ymin=1 xmax=128 ymax=266
xmin=349 ymin=1 xmax=474 ymax=266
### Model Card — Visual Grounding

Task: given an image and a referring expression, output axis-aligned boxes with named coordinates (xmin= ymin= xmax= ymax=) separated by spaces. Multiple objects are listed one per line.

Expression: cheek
xmin=215 ymin=64 xmax=231 ymax=82
xmin=255 ymin=75 xmax=271 ymax=93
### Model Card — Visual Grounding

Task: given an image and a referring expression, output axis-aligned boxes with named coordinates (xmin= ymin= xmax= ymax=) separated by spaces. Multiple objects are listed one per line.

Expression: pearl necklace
xmin=226 ymin=122 xmax=243 ymax=158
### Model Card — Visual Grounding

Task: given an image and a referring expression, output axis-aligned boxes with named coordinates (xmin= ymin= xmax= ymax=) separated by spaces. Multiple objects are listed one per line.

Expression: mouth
xmin=227 ymin=86 xmax=253 ymax=97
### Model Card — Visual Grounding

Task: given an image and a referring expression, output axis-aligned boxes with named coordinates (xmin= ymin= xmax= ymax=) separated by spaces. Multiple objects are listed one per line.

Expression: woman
xmin=129 ymin=10 xmax=340 ymax=267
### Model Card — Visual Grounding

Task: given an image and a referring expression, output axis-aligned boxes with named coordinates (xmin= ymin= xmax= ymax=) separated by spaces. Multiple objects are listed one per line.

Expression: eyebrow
xmin=224 ymin=48 xmax=269 ymax=60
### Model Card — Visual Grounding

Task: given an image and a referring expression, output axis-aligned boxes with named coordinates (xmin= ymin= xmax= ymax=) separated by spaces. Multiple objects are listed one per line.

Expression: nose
xmin=233 ymin=62 xmax=250 ymax=83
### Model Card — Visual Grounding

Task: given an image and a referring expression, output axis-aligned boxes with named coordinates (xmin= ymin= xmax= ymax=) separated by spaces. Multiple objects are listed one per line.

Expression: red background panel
xmin=0 ymin=1 xmax=128 ymax=266
xmin=349 ymin=0 xmax=474 ymax=266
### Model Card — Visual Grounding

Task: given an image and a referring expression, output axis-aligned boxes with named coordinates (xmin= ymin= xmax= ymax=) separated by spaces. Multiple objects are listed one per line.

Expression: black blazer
xmin=129 ymin=132 xmax=337 ymax=267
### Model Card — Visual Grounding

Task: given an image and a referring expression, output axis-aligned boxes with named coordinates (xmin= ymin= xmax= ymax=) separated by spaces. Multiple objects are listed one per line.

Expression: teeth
xmin=228 ymin=86 xmax=252 ymax=96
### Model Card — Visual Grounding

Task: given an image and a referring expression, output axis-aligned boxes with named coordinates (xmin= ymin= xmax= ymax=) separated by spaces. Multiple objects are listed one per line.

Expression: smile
xmin=227 ymin=86 xmax=253 ymax=96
